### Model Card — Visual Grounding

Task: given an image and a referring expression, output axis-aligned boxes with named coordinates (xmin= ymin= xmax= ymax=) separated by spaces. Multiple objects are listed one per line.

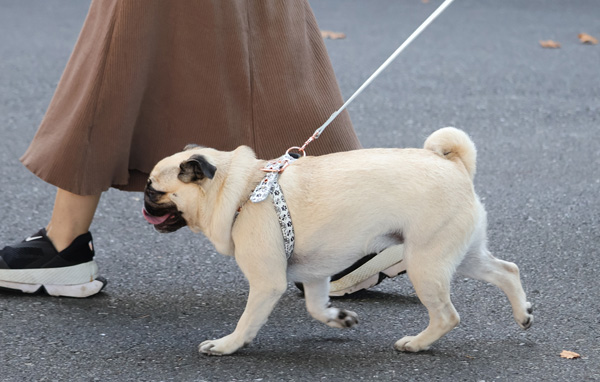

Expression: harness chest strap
xmin=236 ymin=154 xmax=297 ymax=260
xmin=266 ymin=181 xmax=295 ymax=259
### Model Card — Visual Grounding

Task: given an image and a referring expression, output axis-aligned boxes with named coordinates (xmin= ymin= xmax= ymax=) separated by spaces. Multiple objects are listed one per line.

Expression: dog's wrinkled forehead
xmin=150 ymin=148 xmax=216 ymax=190
xmin=148 ymin=151 xmax=190 ymax=188
xmin=148 ymin=162 xmax=180 ymax=191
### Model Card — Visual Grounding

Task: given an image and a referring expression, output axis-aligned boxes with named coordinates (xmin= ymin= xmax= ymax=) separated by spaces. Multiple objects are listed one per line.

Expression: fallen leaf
xmin=321 ymin=30 xmax=346 ymax=40
xmin=422 ymin=0 xmax=430 ymax=3
xmin=560 ymin=350 xmax=581 ymax=359
xmin=578 ymin=33 xmax=598 ymax=45
xmin=539 ymin=40 xmax=561 ymax=49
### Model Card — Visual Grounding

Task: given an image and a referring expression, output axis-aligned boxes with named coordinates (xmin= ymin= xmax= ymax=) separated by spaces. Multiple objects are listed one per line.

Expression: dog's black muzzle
xmin=142 ymin=181 xmax=187 ymax=233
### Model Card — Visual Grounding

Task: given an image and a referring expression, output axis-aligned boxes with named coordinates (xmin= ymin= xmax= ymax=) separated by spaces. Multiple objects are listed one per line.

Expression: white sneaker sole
xmin=0 ymin=277 xmax=107 ymax=298
xmin=0 ymin=261 xmax=98 ymax=284
xmin=0 ymin=261 xmax=106 ymax=298
xmin=329 ymin=245 xmax=406 ymax=296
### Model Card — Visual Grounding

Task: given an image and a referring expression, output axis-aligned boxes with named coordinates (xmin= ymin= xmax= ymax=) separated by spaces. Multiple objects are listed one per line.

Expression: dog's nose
xmin=145 ymin=181 xmax=165 ymax=201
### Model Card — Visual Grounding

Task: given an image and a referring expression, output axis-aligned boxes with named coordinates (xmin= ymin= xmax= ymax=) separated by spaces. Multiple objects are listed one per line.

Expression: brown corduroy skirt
xmin=21 ymin=0 xmax=361 ymax=195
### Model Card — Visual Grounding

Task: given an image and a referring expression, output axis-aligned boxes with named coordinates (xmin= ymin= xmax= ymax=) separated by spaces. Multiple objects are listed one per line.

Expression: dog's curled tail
xmin=424 ymin=127 xmax=477 ymax=180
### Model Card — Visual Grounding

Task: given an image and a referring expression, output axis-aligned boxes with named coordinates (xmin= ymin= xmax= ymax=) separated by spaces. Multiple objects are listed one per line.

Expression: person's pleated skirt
xmin=21 ymin=0 xmax=361 ymax=195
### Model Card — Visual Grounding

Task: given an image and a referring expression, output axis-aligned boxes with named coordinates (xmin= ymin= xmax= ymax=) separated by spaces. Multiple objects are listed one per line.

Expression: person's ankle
xmin=45 ymin=226 xmax=86 ymax=253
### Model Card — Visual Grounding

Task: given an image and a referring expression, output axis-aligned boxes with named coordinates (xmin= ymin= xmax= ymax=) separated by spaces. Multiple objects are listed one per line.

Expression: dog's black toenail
xmin=338 ymin=311 xmax=347 ymax=320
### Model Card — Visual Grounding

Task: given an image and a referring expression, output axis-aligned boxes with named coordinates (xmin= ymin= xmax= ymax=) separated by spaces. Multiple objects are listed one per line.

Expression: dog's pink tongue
xmin=142 ymin=208 xmax=170 ymax=225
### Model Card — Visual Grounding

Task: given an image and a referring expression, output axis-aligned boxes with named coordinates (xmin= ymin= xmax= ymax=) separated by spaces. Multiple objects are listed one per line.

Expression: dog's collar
xmin=235 ymin=154 xmax=297 ymax=260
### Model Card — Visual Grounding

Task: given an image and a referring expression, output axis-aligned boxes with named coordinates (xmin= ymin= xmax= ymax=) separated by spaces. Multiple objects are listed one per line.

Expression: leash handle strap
xmin=311 ymin=0 xmax=456 ymax=141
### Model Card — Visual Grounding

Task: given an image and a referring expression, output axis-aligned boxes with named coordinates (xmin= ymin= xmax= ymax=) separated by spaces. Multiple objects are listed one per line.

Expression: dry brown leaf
xmin=539 ymin=40 xmax=561 ymax=49
xmin=321 ymin=30 xmax=346 ymax=40
xmin=578 ymin=33 xmax=599 ymax=45
xmin=560 ymin=350 xmax=581 ymax=359
xmin=422 ymin=0 xmax=430 ymax=3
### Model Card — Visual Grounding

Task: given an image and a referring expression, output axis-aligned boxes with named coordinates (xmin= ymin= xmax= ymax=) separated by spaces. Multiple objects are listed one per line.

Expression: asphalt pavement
xmin=1 ymin=1 xmax=599 ymax=381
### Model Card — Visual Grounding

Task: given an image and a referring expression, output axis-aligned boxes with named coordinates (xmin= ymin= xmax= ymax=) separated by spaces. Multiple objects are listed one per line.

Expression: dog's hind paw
xmin=517 ymin=302 xmax=534 ymax=329
xmin=326 ymin=308 xmax=358 ymax=329
xmin=199 ymin=335 xmax=243 ymax=356
xmin=199 ymin=341 xmax=223 ymax=356
xmin=394 ymin=336 xmax=429 ymax=352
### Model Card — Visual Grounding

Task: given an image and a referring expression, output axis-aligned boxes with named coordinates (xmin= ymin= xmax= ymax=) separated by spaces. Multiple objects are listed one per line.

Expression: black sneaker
xmin=328 ymin=245 xmax=406 ymax=296
xmin=0 ymin=229 xmax=106 ymax=297
xmin=295 ymin=246 xmax=407 ymax=297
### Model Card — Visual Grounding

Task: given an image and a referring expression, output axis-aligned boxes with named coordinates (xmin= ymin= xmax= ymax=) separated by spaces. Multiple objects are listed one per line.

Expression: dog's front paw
xmin=199 ymin=335 xmax=243 ymax=356
xmin=394 ymin=336 xmax=429 ymax=352
xmin=326 ymin=308 xmax=358 ymax=329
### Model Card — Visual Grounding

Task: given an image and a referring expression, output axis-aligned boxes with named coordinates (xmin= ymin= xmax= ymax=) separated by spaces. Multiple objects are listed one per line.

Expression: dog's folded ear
xmin=178 ymin=155 xmax=217 ymax=183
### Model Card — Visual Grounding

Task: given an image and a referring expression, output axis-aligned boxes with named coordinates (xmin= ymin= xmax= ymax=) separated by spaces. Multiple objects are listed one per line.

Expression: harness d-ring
xmin=285 ymin=146 xmax=307 ymax=159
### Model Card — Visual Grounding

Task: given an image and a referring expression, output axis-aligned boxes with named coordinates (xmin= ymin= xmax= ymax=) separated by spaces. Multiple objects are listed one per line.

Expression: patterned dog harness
xmin=249 ymin=153 xmax=297 ymax=260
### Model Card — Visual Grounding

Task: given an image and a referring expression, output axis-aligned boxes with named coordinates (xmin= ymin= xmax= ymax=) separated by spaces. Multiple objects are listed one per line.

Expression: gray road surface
xmin=1 ymin=1 xmax=599 ymax=381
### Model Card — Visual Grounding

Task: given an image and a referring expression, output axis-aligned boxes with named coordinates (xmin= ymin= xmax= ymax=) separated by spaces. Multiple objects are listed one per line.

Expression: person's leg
xmin=46 ymin=189 xmax=100 ymax=252
xmin=0 ymin=188 xmax=106 ymax=297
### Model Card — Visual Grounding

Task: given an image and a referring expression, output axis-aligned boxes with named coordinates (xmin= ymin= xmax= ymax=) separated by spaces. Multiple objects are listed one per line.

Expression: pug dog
xmin=143 ymin=127 xmax=533 ymax=356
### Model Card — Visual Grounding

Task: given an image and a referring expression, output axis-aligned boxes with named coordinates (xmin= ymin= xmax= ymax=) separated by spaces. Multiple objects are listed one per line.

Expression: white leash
xmin=290 ymin=0 xmax=456 ymax=155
